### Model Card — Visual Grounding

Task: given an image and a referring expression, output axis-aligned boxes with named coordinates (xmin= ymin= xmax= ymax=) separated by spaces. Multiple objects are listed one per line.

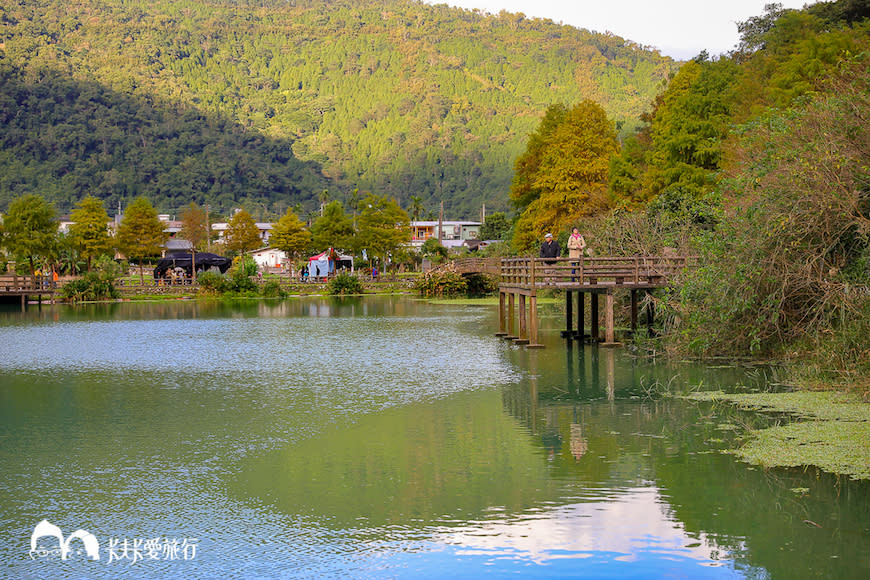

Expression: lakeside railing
xmin=0 ymin=275 xmax=57 ymax=294
xmin=499 ymin=256 xmax=691 ymax=289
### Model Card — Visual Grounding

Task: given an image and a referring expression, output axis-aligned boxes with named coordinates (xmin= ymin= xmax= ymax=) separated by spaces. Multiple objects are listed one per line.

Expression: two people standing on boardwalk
xmin=539 ymin=228 xmax=587 ymax=283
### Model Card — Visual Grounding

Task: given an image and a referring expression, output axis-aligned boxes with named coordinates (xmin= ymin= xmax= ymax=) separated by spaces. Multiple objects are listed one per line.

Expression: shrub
xmin=196 ymin=271 xmax=227 ymax=294
xmin=60 ymin=272 xmax=120 ymax=303
xmin=328 ymin=272 xmax=364 ymax=295
xmin=223 ymin=257 xmax=259 ymax=293
xmin=232 ymin=255 xmax=259 ymax=277
xmin=421 ymin=237 xmax=448 ymax=261
xmin=665 ymin=59 xmax=870 ymax=361
xmin=94 ymin=255 xmax=125 ymax=278
xmin=262 ymin=279 xmax=285 ymax=298
xmin=416 ymin=269 xmax=468 ymax=297
xmin=226 ymin=268 xmax=257 ymax=293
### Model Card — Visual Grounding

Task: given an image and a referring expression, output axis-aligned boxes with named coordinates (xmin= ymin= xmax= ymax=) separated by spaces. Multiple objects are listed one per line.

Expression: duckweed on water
xmin=687 ymin=391 xmax=870 ymax=480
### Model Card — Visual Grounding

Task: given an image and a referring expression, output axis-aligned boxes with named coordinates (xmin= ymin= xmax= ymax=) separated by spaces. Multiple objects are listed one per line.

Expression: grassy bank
xmin=687 ymin=391 xmax=870 ymax=480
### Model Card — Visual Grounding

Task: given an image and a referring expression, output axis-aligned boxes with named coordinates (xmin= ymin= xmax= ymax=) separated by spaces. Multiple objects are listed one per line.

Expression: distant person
xmin=539 ymin=232 xmax=560 ymax=284
xmin=567 ymin=227 xmax=586 ymax=260
xmin=567 ymin=227 xmax=586 ymax=280
xmin=539 ymin=233 xmax=560 ymax=263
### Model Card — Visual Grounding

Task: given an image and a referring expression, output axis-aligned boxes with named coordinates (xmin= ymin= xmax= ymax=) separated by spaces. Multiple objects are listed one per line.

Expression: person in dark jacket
xmin=539 ymin=232 xmax=561 ymax=284
xmin=539 ymin=233 xmax=560 ymax=263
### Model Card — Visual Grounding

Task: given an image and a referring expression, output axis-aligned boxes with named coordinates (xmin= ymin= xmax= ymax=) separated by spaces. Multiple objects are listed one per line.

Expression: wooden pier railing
xmin=497 ymin=255 xmax=691 ymax=348
xmin=500 ymin=256 xmax=690 ymax=289
xmin=0 ymin=275 xmax=57 ymax=308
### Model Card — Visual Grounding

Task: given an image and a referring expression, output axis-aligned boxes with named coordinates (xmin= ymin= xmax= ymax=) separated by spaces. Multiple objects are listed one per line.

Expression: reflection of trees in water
xmin=500 ymin=348 xmax=870 ymax=578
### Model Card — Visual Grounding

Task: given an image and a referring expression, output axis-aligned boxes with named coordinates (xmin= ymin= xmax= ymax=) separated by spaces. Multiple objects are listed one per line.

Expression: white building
xmin=409 ymin=220 xmax=481 ymax=250
xmin=211 ymin=222 xmax=273 ymax=246
xmin=248 ymin=247 xmax=286 ymax=269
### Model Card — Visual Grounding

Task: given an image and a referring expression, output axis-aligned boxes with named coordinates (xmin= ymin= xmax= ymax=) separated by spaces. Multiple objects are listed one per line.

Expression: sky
xmin=423 ymin=1 xmax=816 ymax=59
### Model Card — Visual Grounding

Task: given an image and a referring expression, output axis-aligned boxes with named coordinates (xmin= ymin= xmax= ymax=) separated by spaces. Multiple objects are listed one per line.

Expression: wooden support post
xmin=517 ymin=294 xmax=529 ymax=344
xmin=590 ymin=292 xmax=600 ymax=342
xmin=506 ymin=292 xmax=517 ymax=340
xmin=577 ymin=291 xmax=585 ymax=341
xmin=602 ymin=290 xmax=622 ymax=347
xmin=562 ymin=291 xmax=574 ymax=338
xmin=495 ymin=291 xmax=507 ymax=336
xmin=529 ymin=257 xmax=536 ymax=289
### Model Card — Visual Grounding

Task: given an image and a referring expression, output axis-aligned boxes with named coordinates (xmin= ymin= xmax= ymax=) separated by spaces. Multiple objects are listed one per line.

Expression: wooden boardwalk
xmin=0 ymin=275 xmax=58 ymax=309
xmin=496 ymin=256 xmax=689 ymax=347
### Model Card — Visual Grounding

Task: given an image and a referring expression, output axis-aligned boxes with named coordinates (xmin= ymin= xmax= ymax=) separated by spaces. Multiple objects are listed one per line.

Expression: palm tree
xmin=318 ymin=189 xmax=330 ymax=216
xmin=409 ymin=196 xmax=424 ymax=221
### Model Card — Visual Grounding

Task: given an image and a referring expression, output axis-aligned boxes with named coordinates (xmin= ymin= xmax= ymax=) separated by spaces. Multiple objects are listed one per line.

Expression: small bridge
xmin=0 ymin=275 xmax=58 ymax=309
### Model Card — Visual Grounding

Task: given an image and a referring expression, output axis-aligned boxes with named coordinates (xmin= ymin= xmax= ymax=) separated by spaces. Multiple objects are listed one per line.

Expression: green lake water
xmin=1 ymin=296 xmax=868 ymax=578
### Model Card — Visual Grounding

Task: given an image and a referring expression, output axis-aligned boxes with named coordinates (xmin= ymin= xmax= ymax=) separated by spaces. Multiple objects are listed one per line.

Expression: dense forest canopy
xmin=0 ymin=0 xmax=676 ymax=219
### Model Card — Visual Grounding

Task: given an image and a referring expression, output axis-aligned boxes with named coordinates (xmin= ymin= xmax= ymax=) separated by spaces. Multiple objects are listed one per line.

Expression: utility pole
xmin=438 ymin=201 xmax=444 ymax=244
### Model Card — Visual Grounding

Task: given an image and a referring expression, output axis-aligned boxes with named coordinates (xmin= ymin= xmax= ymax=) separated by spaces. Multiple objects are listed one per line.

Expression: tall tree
xmin=640 ymin=58 xmax=740 ymax=201
xmin=224 ymin=209 xmax=262 ymax=256
xmin=117 ymin=197 xmax=167 ymax=283
xmin=179 ymin=203 xmax=210 ymax=252
xmin=509 ymin=103 xmax=569 ymax=213
xmin=409 ymin=195 xmax=424 ymax=222
xmin=68 ymin=196 xmax=112 ymax=272
xmin=355 ymin=193 xmax=410 ymax=268
xmin=270 ymin=208 xmax=311 ymax=272
xmin=318 ymin=189 xmax=330 ymax=216
xmin=479 ymin=212 xmax=511 ymax=241
xmin=512 ymin=100 xmax=619 ymax=251
xmin=310 ymin=201 xmax=355 ymax=253
xmin=2 ymin=194 xmax=57 ymax=274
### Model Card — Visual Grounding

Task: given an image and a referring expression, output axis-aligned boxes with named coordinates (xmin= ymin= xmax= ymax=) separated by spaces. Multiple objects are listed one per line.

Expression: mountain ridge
xmin=0 ymin=0 xmax=677 ymax=219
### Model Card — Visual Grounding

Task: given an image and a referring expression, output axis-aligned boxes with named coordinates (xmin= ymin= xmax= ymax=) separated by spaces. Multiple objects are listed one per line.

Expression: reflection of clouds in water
xmin=434 ymin=487 xmax=746 ymax=568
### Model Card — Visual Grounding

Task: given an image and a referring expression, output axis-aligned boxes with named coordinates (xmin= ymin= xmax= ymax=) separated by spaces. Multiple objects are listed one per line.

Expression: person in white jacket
xmin=567 ymin=227 xmax=586 ymax=258
xmin=567 ymin=227 xmax=586 ymax=280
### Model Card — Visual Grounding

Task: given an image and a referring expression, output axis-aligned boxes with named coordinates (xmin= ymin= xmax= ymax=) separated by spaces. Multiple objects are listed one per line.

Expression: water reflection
xmin=435 ymin=488 xmax=745 ymax=569
xmin=1 ymin=298 xmax=868 ymax=578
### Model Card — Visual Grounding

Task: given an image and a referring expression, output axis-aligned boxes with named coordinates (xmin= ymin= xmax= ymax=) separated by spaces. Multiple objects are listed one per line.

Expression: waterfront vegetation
xmin=687 ymin=391 xmax=870 ymax=480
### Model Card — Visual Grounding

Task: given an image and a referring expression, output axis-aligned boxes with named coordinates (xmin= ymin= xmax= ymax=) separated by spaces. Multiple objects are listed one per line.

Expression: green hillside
xmin=0 ymin=0 xmax=676 ymax=219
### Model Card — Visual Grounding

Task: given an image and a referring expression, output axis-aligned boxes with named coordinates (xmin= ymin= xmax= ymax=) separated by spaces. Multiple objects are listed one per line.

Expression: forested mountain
xmin=0 ymin=0 xmax=676 ymax=219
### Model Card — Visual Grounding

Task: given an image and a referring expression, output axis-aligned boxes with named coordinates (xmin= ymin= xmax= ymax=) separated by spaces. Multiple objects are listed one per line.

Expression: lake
xmin=1 ymin=297 xmax=868 ymax=578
